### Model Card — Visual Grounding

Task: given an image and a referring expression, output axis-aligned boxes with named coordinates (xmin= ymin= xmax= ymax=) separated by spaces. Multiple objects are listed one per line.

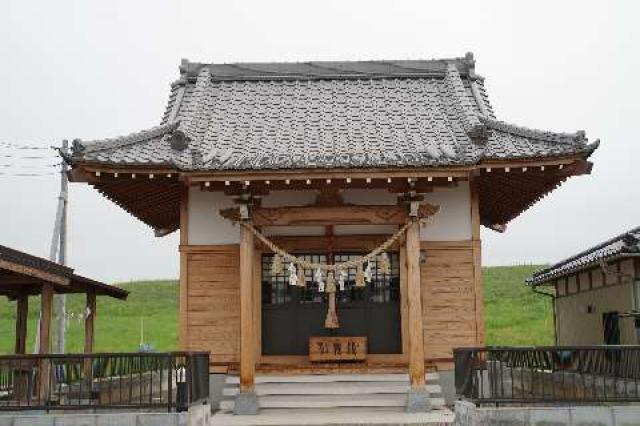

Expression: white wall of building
xmin=420 ymin=182 xmax=472 ymax=241
xmin=187 ymin=183 xmax=471 ymax=245
xmin=188 ymin=188 xmax=240 ymax=244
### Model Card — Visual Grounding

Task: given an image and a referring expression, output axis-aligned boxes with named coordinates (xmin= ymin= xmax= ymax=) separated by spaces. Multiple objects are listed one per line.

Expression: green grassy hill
xmin=0 ymin=265 xmax=553 ymax=354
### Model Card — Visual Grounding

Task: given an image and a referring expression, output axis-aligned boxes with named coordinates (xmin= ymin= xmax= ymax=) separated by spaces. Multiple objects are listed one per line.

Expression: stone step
xmin=223 ymin=381 xmax=442 ymax=396
xmin=219 ymin=394 xmax=446 ymax=410
xmin=211 ymin=406 xmax=455 ymax=425
xmin=225 ymin=372 xmax=439 ymax=385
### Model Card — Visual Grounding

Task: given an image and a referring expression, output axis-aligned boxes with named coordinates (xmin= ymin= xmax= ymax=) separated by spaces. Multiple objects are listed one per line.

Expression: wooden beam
xmin=405 ymin=221 xmax=425 ymax=389
xmin=179 ymin=187 xmax=189 ymax=350
xmin=470 ymin=176 xmax=484 ymax=346
xmin=38 ymin=284 xmax=53 ymax=355
xmin=0 ymin=259 xmax=69 ymax=286
xmin=253 ymin=205 xmax=409 ymax=226
xmin=83 ymin=290 xmax=96 ymax=384
xmin=185 ymin=167 xmax=472 ymax=183
xmin=239 ymin=223 xmax=255 ymax=392
xmin=15 ymin=295 xmax=28 ymax=354
xmin=229 ymin=204 xmax=438 ymax=227
xmin=84 ymin=290 xmax=96 ymax=354
xmin=38 ymin=283 xmax=53 ymax=401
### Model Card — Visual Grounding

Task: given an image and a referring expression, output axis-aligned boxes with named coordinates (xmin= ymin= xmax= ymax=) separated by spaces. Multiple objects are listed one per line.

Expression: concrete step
xmin=223 ymin=381 xmax=442 ymax=396
xmin=211 ymin=406 xmax=455 ymax=425
xmin=219 ymin=394 xmax=446 ymax=410
xmin=225 ymin=372 xmax=439 ymax=385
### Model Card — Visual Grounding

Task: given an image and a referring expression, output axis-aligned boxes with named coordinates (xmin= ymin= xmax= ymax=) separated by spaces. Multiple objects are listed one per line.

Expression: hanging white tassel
xmin=288 ymin=262 xmax=298 ymax=287
xmin=378 ymin=252 xmax=391 ymax=275
xmin=338 ymin=269 xmax=347 ymax=291
xmin=364 ymin=260 xmax=373 ymax=283
xmin=315 ymin=268 xmax=325 ymax=293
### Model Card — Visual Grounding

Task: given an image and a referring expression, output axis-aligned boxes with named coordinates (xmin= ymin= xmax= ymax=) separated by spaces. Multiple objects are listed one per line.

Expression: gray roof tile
xmin=527 ymin=227 xmax=640 ymax=285
xmin=71 ymin=55 xmax=598 ymax=171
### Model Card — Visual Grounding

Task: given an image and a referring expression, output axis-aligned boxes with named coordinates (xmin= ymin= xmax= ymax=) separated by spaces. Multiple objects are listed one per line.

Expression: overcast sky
xmin=0 ymin=0 xmax=637 ymax=283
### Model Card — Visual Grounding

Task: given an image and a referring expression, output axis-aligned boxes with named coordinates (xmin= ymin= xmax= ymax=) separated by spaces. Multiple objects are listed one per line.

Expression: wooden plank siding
xmin=421 ymin=241 xmax=478 ymax=367
xmin=183 ymin=246 xmax=241 ymax=364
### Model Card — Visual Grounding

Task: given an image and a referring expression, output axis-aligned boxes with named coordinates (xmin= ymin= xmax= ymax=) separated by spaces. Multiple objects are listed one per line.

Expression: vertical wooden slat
xmin=179 ymin=187 xmax=189 ymax=350
xmin=84 ymin=290 xmax=96 ymax=354
xmin=406 ymin=221 xmax=425 ymax=389
xmin=239 ymin=223 xmax=255 ymax=392
xmin=15 ymin=295 xmax=28 ymax=354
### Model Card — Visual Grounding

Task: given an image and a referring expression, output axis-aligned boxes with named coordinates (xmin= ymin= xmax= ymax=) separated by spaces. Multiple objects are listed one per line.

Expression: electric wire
xmin=0 ymin=142 xmax=63 ymax=176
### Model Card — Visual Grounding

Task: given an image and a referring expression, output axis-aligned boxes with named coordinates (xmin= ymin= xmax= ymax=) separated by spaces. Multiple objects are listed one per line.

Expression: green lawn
xmin=0 ymin=280 xmax=177 ymax=354
xmin=0 ymin=266 xmax=553 ymax=353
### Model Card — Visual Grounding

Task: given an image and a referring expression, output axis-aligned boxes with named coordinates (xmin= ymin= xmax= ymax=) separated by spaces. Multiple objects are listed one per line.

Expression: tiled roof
xmin=71 ymin=54 xmax=598 ymax=171
xmin=527 ymin=227 xmax=640 ymax=286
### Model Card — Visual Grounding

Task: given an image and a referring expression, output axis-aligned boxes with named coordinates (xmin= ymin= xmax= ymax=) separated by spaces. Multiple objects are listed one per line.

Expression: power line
xmin=0 ymin=162 xmax=60 ymax=167
xmin=0 ymin=141 xmax=51 ymax=150
xmin=0 ymin=154 xmax=58 ymax=159
xmin=0 ymin=171 xmax=58 ymax=177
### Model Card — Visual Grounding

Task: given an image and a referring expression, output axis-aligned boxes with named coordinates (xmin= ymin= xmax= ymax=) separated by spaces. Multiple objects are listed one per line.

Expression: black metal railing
xmin=0 ymin=352 xmax=209 ymax=412
xmin=454 ymin=346 xmax=640 ymax=404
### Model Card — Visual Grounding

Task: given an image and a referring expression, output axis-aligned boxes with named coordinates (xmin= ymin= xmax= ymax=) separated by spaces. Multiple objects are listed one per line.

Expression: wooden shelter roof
xmin=0 ymin=245 xmax=128 ymax=299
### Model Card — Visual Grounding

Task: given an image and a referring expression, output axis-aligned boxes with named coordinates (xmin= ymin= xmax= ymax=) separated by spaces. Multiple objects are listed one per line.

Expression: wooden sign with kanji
xmin=309 ymin=336 xmax=367 ymax=362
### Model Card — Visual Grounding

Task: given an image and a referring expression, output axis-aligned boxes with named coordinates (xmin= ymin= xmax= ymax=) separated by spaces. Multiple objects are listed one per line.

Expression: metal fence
xmin=454 ymin=346 xmax=640 ymax=405
xmin=0 ymin=352 xmax=209 ymax=412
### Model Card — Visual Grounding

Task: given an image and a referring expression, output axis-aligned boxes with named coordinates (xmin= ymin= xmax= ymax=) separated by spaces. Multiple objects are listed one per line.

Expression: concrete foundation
xmin=209 ymin=373 xmax=227 ymax=410
xmin=455 ymin=400 xmax=640 ymax=426
xmin=405 ymin=388 xmax=432 ymax=413
xmin=233 ymin=391 xmax=259 ymax=415
xmin=0 ymin=403 xmax=210 ymax=426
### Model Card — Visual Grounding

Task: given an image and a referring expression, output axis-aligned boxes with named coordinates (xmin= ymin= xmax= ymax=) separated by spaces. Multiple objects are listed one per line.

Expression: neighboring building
xmin=67 ymin=53 xmax=598 ymax=412
xmin=528 ymin=227 xmax=640 ymax=346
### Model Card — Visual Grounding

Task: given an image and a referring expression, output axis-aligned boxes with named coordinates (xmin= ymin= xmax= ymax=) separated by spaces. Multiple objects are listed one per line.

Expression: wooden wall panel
xmin=420 ymin=241 xmax=478 ymax=363
xmin=184 ymin=245 xmax=240 ymax=364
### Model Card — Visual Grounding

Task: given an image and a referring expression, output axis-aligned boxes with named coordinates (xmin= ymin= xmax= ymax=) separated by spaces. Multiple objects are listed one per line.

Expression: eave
xmin=69 ymin=154 xmax=593 ymax=236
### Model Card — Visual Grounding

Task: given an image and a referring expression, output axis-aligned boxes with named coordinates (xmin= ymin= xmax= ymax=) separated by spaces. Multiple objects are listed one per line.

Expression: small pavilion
xmin=0 ymin=244 xmax=128 ymax=355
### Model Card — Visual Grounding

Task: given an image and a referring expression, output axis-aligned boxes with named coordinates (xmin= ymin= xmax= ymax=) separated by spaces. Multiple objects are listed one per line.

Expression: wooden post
xmin=179 ymin=187 xmax=189 ymax=350
xmin=83 ymin=290 xmax=96 ymax=386
xmin=15 ymin=295 xmax=28 ymax=354
xmin=38 ymin=284 xmax=53 ymax=354
xmin=406 ymin=221 xmax=426 ymax=389
xmin=38 ymin=284 xmax=54 ymax=401
xmin=239 ymin=223 xmax=255 ymax=393
xmin=470 ymin=176 xmax=485 ymax=345
xmin=84 ymin=290 xmax=96 ymax=354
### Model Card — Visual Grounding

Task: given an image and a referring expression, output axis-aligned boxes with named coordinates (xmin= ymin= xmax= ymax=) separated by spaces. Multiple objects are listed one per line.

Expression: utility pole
xmin=36 ymin=140 xmax=69 ymax=354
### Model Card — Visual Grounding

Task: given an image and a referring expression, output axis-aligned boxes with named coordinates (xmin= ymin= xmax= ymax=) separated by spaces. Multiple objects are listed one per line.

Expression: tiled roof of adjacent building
xmin=70 ymin=53 xmax=598 ymax=171
xmin=527 ymin=227 xmax=640 ymax=286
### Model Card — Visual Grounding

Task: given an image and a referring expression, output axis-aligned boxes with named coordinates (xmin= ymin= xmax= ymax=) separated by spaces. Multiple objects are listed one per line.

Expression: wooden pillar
xmin=470 ymin=175 xmax=485 ymax=345
xmin=84 ymin=290 xmax=96 ymax=354
xmin=179 ymin=187 xmax=189 ymax=350
xmin=406 ymin=221 xmax=426 ymax=389
xmin=15 ymin=295 xmax=28 ymax=354
xmin=239 ymin=223 xmax=255 ymax=393
xmin=38 ymin=284 xmax=53 ymax=355
xmin=38 ymin=284 xmax=54 ymax=401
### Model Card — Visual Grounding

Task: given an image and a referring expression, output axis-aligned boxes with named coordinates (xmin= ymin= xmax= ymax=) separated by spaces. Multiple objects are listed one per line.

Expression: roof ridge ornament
xmin=71 ymin=121 xmax=180 ymax=155
xmin=444 ymin=63 xmax=487 ymax=141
